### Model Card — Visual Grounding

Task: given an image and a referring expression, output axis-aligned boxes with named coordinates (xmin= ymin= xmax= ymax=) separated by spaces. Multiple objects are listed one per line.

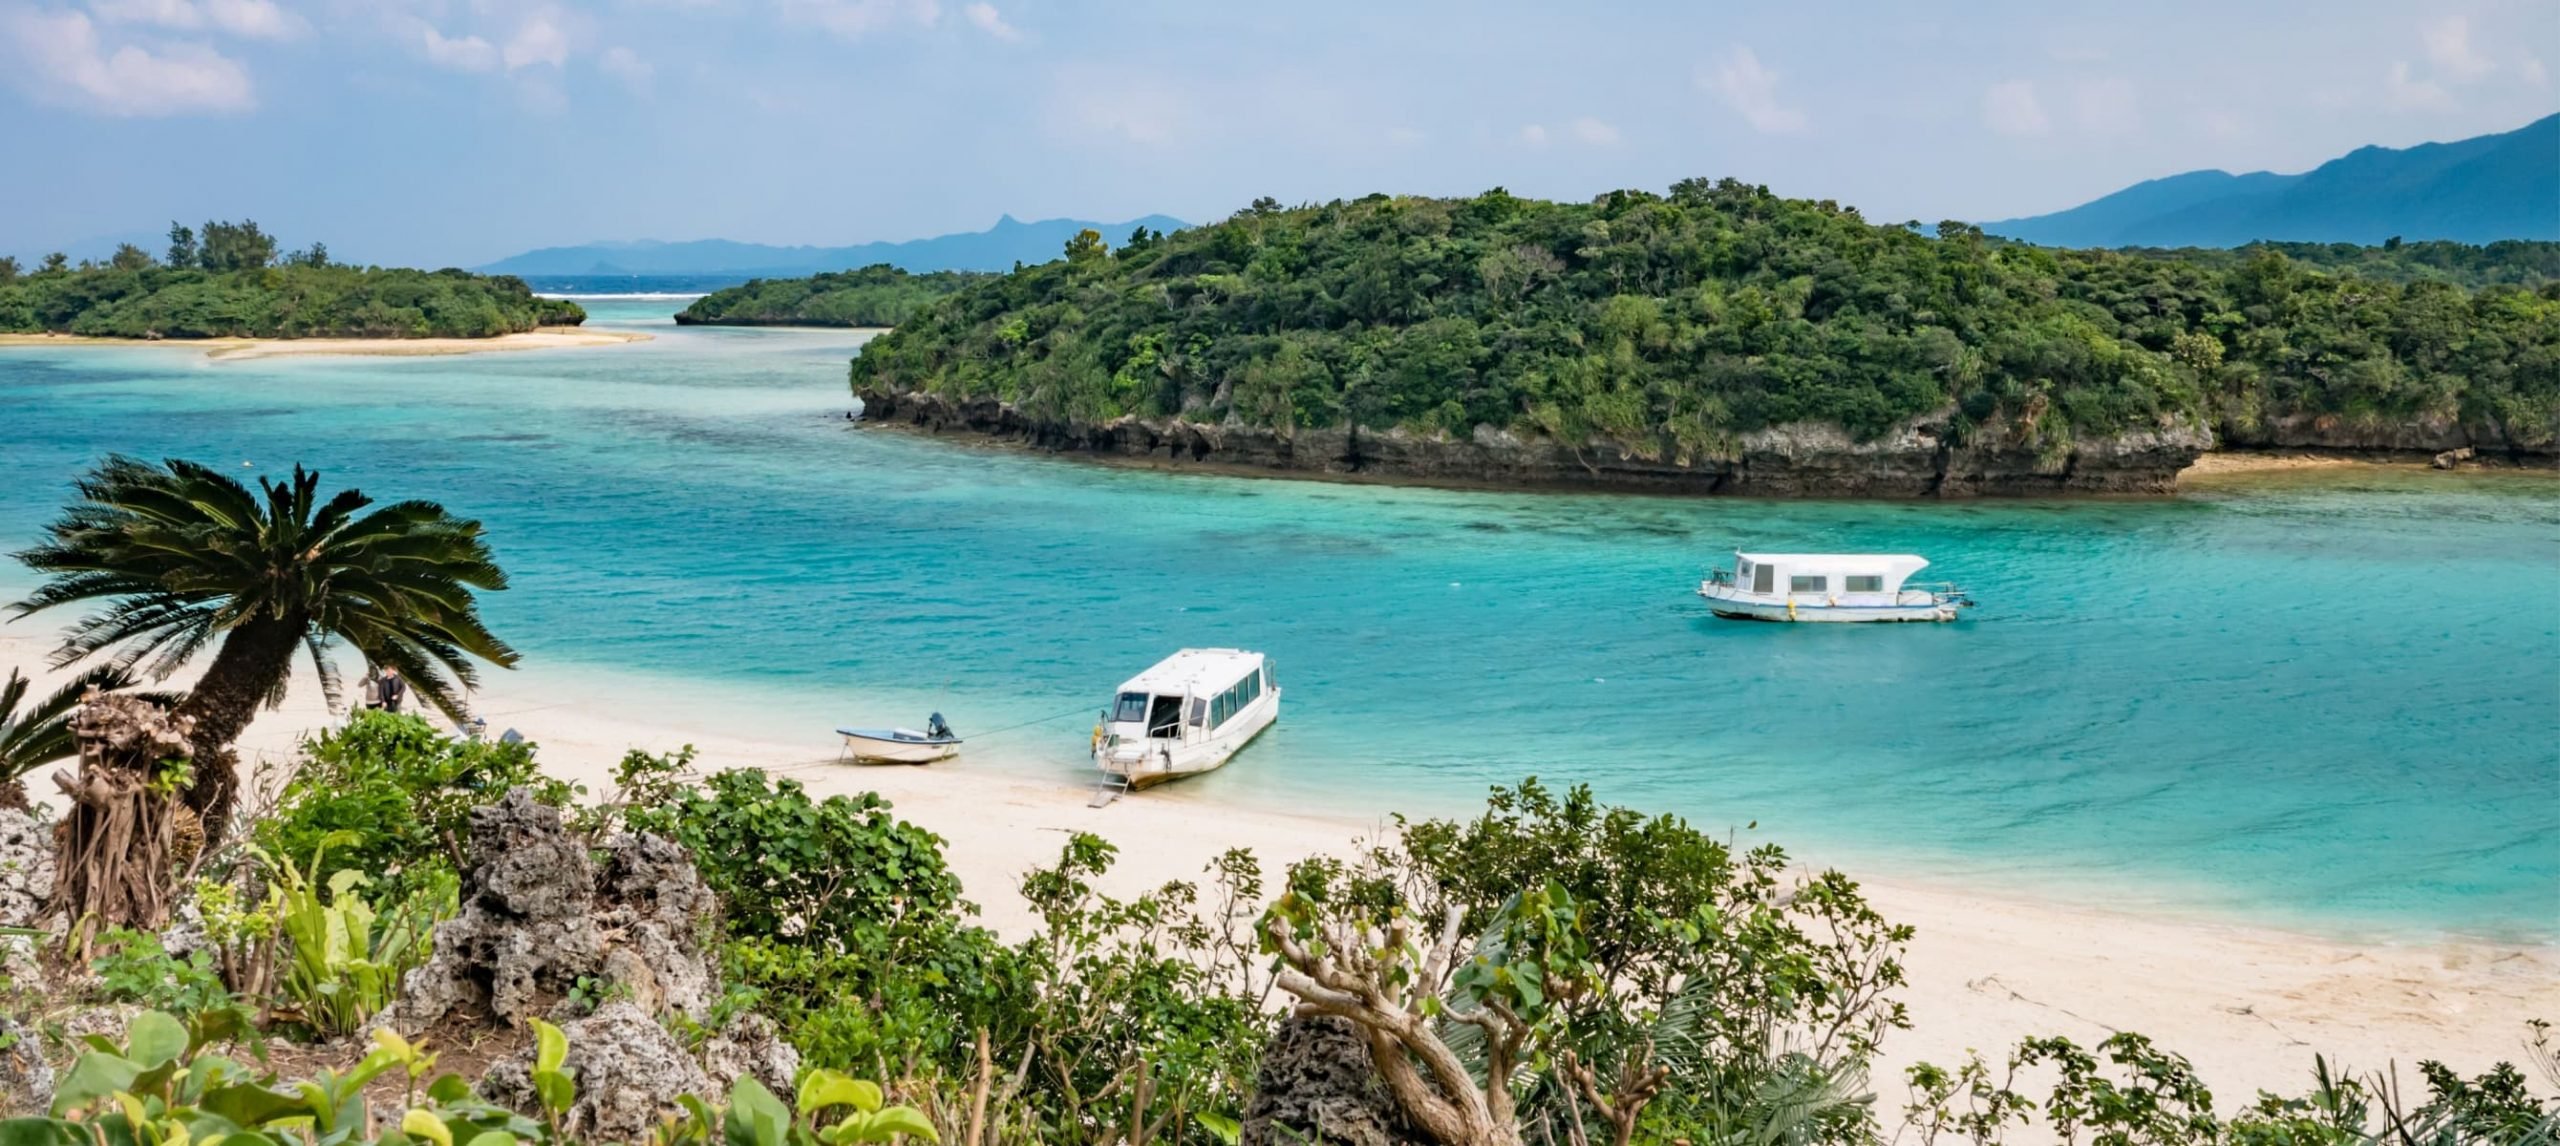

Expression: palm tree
xmin=0 ymin=666 xmax=138 ymax=807
xmin=10 ymin=456 xmax=518 ymax=829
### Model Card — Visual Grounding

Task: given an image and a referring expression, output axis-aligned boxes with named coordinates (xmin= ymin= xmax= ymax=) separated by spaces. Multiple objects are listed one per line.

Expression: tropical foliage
xmin=10 ymin=456 xmax=518 ymax=827
xmin=850 ymin=185 xmax=2560 ymax=454
xmin=675 ymin=265 xmax=982 ymax=328
xmin=0 ymin=665 xmax=135 ymax=793
xmin=0 ymin=220 xmax=581 ymax=339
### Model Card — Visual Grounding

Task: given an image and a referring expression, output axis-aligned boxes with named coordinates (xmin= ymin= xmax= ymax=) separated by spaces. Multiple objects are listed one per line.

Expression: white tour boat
xmin=1092 ymin=648 xmax=1279 ymax=790
xmin=1697 ymin=552 xmax=1973 ymax=623
xmin=837 ymin=713 xmax=962 ymax=764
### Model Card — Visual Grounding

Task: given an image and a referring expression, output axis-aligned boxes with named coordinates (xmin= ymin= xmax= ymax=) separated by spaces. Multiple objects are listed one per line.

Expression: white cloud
xmin=780 ymin=0 xmax=939 ymax=40
xmin=1517 ymin=123 xmax=1547 ymax=146
xmin=420 ymin=24 xmax=498 ymax=71
xmin=503 ymin=12 xmax=568 ymax=69
xmin=2197 ymin=109 xmax=2248 ymax=141
xmin=89 ymin=0 xmax=303 ymax=40
xmin=963 ymin=1 xmax=1015 ymax=41
xmin=598 ymin=44 xmax=651 ymax=91
xmin=1570 ymin=116 xmax=1619 ymax=145
xmin=2421 ymin=15 xmax=2494 ymax=82
xmin=2071 ymin=77 xmax=2138 ymax=134
xmin=1703 ymin=45 xmax=1805 ymax=134
xmin=2383 ymin=60 xmax=2454 ymax=111
xmin=2523 ymin=56 xmax=2547 ymax=87
xmin=2 ymin=6 xmax=253 ymax=115
xmin=1981 ymin=80 xmax=2049 ymax=136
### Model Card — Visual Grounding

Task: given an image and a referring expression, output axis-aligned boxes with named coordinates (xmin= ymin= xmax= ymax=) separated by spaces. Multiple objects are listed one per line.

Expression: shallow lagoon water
xmin=3 ymin=301 xmax=2554 ymax=939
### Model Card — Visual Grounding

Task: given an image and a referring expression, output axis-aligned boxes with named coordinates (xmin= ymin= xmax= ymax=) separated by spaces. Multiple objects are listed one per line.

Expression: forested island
xmin=673 ymin=264 xmax=982 ymax=327
xmin=849 ymin=184 xmax=2560 ymax=495
xmin=0 ymin=221 xmax=584 ymax=339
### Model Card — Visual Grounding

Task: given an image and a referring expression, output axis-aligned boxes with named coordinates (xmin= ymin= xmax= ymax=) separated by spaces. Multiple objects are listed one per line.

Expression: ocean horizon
xmin=3 ymin=298 xmax=2554 ymax=942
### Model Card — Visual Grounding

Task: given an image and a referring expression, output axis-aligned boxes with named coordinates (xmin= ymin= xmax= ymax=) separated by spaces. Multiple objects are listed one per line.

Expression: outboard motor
xmin=927 ymin=711 xmax=954 ymax=740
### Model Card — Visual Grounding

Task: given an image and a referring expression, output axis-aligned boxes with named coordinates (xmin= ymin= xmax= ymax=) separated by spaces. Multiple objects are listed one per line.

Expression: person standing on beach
xmin=379 ymin=666 xmax=407 ymax=715
xmin=356 ymin=667 xmax=383 ymax=714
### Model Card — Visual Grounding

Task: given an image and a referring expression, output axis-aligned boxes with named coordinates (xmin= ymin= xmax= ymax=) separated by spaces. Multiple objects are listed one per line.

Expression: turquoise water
xmin=3 ymin=300 xmax=2555 ymax=939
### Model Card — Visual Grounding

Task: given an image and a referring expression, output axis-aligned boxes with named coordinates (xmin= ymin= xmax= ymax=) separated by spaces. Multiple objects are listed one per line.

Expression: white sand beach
xmin=1 ymin=631 xmax=2550 ymax=1105
xmin=0 ymin=327 xmax=650 ymax=360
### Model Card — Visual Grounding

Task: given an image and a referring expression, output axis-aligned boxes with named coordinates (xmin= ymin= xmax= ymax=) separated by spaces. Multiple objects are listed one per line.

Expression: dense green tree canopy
xmin=674 ymin=264 xmax=982 ymax=328
xmin=1 ymin=224 xmax=582 ymax=340
xmin=850 ymin=181 xmax=2560 ymax=453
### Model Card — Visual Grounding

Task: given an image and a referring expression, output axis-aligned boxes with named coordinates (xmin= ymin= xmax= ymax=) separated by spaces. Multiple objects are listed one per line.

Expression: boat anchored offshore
xmin=837 ymin=713 xmax=963 ymax=764
xmin=1092 ymin=648 xmax=1279 ymax=792
xmin=1698 ymin=552 xmax=1973 ymax=623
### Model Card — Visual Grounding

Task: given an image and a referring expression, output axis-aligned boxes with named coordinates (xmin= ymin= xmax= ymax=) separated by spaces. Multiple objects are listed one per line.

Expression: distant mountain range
xmin=476 ymin=214 xmax=1190 ymax=277
xmin=1982 ymin=113 xmax=2558 ymax=248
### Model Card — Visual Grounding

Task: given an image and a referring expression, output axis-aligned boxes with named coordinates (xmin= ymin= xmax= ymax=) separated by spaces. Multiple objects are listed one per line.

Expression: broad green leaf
xmin=425 ymin=1074 xmax=472 ymax=1104
xmin=530 ymin=1018 xmax=567 ymax=1075
xmin=196 ymin=1082 xmax=307 ymax=1129
xmin=460 ymin=1133 xmax=519 ymax=1146
xmin=859 ymin=1107 xmax=937 ymax=1144
xmin=49 ymin=1052 xmax=142 ymax=1116
xmin=125 ymin=1011 xmax=189 ymax=1069
xmin=724 ymin=1077 xmax=791 ymax=1146
xmin=400 ymin=1110 xmax=453 ymax=1146
xmin=796 ymin=1072 xmax=881 ymax=1117
xmin=1196 ymin=1112 xmax=1241 ymax=1145
xmin=531 ymin=1069 xmax=575 ymax=1117
xmin=0 ymin=1119 xmax=86 ymax=1146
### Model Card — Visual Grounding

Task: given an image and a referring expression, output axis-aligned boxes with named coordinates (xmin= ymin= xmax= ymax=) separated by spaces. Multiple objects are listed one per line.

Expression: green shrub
xmin=257 ymin=712 xmax=575 ymax=903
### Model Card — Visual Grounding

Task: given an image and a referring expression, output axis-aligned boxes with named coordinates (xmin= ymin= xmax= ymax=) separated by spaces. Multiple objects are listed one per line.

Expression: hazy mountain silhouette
xmin=1982 ymin=113 xmax=2557 ymax=248
xmin=478 ymin=214 xmax=1190 ymax=276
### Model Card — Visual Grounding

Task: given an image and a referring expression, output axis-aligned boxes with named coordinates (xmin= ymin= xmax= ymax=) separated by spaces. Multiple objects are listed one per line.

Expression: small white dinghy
xmin=1698 ymin=552 xmax=1973 ymax=623
xmin=837 ymin=713 xmax=962 ymax=764
xmin=1092 ymin=649 xmax=1279 ymax=793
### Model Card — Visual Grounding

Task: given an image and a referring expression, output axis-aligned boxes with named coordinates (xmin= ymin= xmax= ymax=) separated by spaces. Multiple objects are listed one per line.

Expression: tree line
xmin=848 ymin=183 xmax=2560 ymax=459
xmin=674 ymin=264 xmax=984 ymax=328
xmin=0 ymin=219 xmax=583 ymax=339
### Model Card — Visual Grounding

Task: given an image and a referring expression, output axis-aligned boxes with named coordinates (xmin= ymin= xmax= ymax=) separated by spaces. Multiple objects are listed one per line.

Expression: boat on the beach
xmin=1092 ymin=648 xmax=1279 ymax=791
xmin=1698 ymin=551 xmax=1972 ymax=623
xmin=837 ymin=713 xmax=962 ymax=764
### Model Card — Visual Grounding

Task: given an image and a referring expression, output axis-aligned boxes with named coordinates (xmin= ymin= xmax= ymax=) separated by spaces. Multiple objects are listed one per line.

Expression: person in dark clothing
xmin=379 ymin=666 xmax=407 ymax=714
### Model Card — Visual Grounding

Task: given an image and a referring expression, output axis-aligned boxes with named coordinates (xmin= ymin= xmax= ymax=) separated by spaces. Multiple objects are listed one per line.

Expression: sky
xmin=1 ymin=0 xmax=2554 ymax=268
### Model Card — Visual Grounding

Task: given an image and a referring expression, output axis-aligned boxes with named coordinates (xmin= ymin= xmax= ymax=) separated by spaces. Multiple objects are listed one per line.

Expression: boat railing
xmin=1703 ymin=568 xmax=1736 ymax=587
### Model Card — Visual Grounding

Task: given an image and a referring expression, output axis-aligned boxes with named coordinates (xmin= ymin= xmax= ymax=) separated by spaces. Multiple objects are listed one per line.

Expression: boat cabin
xmin=1105 ymin=648 xmax=1274 ymax=744
xmin=1728 ymin=553 xmax=1931 ymax=600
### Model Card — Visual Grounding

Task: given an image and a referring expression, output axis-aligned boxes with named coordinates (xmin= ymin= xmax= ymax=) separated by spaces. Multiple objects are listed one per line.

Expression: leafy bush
xmin=258 ymin=712 xmax=574 ymax=903
xmin=271 ymin=835 xmax=448 ymax=1038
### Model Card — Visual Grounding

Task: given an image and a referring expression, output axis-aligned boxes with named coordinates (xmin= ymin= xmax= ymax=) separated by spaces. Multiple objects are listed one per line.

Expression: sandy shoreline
xmin=0 ymin=630 xmax=2551 ymax=1105
xmin=0 ymin=327 xmax=651 ymax=360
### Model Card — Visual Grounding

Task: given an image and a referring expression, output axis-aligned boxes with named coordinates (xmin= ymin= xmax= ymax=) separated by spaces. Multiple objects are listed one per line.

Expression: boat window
xmin=1146 ymin=694 xmax=1184 ymax=738
xmin=1845 ymin=575 xmax=1883 ymax=592
xmin=1752 ymin=564 xmax=1774 ymax=593
xmin=1190 ymin=697 xmax=1208 ymax=726
xmin=1114 ymin=692 xmax=1149 ymax=723
xmin=1791 ymin=575 xmax=1827 ymax=593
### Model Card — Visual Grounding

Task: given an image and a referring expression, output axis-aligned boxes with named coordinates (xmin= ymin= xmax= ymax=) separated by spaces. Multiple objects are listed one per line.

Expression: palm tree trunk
xmin=172 ymin=613 xmax=305 ymax=839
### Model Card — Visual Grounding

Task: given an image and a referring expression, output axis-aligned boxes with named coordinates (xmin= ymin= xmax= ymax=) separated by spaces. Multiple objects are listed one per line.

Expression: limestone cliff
xmin=855 ymin=387 xmax=2217 ymax=497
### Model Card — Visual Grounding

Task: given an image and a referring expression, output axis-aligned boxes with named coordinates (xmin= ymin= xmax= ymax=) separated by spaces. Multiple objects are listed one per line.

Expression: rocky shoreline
xmin=857 ymin=388 xmax=2227 ymax=497
xmin=855 ymin=389 xmax=2555 ymax=495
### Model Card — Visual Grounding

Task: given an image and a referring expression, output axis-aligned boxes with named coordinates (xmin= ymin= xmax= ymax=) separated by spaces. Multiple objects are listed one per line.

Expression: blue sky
xmin=2 ymin=0 xmax=2554 ymax=267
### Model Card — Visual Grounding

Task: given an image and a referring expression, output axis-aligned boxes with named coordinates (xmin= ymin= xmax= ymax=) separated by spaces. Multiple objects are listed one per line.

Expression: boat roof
xmin=1736 ymin=552 xmax=1930 ymax=576
xmin=1116 ymin=648 xmax=1266 ymax=695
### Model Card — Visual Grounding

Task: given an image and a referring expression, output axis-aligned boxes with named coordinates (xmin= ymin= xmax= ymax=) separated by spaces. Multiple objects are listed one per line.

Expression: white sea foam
xmin=537 ymin=292 xmax=710 ymax=301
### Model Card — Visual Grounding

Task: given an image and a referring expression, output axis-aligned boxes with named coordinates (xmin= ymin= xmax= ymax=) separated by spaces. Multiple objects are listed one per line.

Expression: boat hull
xmin=838 ymin=731 xmax=962 ymax=765
xmin=1096 ymin=689 xmax=1280 ymax=788
xmin=1697 ymin=588 xmax=1961 ymax=623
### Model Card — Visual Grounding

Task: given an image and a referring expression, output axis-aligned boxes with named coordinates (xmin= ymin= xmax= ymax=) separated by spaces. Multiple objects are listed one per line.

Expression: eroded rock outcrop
xmin=483 ymin=1001 xmax=713 ymax=1141
xmin=856 ymin=388 xmax=2215 ymax=497
xmin=380 ymin=789 xmax=719 ymax=1030
xmin=0 ymin=809 xmax=53 ymax=930
xmin=1242 ymin=1014 xmax=1431 ymax=1146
